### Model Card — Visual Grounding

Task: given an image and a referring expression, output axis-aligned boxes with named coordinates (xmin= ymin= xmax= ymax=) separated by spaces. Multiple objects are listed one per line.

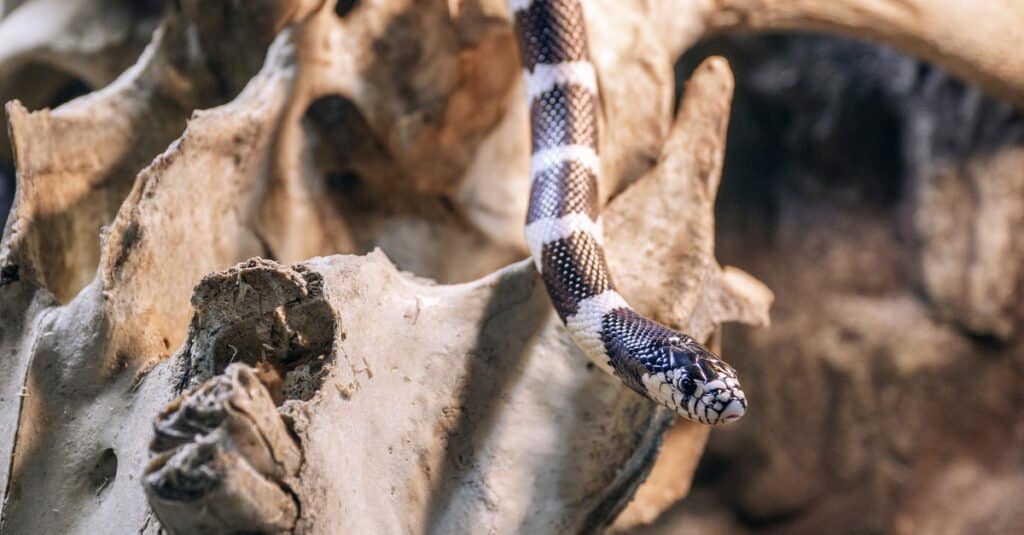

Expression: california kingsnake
xmin=510 ymin=0 xmax=746 ymax=425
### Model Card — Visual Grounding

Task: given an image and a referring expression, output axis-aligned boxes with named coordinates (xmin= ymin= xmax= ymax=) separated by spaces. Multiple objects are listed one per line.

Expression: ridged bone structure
xmin=511 ymin=0 xmax=746 ymax=425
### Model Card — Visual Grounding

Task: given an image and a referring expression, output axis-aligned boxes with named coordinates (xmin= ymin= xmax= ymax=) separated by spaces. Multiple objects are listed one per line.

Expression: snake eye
xmin=679 ymin=376 xmax=697 ymax=397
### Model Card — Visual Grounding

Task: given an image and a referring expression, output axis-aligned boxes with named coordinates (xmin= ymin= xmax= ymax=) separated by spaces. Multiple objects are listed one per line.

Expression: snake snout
xmin=719 ymin=398 xmax=746 ymax=423
xmin=700 ymin=378 xmax=747 ymax=425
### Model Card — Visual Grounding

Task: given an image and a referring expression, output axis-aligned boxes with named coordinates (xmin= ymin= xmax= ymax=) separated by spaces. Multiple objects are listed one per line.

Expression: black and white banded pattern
xmin=511 ymin=0 xmax=746 ymax=425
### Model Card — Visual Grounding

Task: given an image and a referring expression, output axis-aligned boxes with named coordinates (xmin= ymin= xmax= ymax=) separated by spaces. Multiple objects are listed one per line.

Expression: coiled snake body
xmin=510 ymin=0 xmax=746 ymax=425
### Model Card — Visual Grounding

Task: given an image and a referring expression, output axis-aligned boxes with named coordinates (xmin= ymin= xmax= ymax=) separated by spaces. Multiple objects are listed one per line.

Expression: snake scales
xmin=510 ymin=0 xmax=746 ymax=425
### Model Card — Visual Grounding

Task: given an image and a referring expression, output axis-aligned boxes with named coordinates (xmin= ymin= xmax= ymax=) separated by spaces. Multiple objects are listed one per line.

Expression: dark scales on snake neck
xmin=526 ymin=160 xmax=599 ymax=223
xmin=512 ymin=0 xmax=747 ymax=425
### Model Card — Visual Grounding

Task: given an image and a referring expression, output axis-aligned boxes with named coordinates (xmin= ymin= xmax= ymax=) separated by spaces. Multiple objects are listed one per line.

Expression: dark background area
xmin=648 ymin=34 xmax=1024 ymax=535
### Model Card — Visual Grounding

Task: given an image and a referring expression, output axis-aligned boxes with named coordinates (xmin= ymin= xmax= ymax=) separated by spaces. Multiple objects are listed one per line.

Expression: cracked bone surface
xmin=137 ymin=57 xmax=767 ymax=532
xmin=0 ymin=1 xmax=770 ymax=530
xmin=145 ymin=363 xmax=302 ymax=534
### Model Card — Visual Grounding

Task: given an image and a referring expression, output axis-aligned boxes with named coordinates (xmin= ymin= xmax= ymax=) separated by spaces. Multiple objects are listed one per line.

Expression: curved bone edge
xmin=254 ymin=2 xmax=394 ymax=264
xmin=0 ymin=32 xmax=298 ymax=534
xmin=700 ymin=0 xmax=1024 ymax=109
xmin=604 ymin=57 xmax=771 ymax=338
xmin=98 ymin=30 xmax=297 ymax=365
xmin=710 ymin=266 xmax=774 ymax=329
xmin=144 ymin=363 xmax=300 ymax=535
xmin=609 ymin=419 xmax=712 ymax=531
xmin=0 ymin=278 xmax=57 ymax=495
xmin=0 ymin=0 xmax=160 ymax=87
xmin=485 ymin=0 xmax=725 ymax=201
xmin=0 ymin=312 xmax=182 ymax=533
xmin=581 ymin=0 xmax=685 ymax=197
xmin=465 ymin=0 xmax=706 ymax=257
xmin=579 ymin=411 xmax=675 ymax=532
xmin=0 ymin=22 xmax=194 ymax=303
xmin=603 ymin=57 xmax=771 ymax=527
xmin=262 ymin=0 xmax=705 ymax=273
xmin=1 ymin=3 xmax=294 ymax=304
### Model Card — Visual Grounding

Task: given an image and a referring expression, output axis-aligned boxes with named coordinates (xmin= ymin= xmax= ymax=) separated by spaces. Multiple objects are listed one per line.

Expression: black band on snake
xmin=510 ymin=0 xmax=746 ymax=425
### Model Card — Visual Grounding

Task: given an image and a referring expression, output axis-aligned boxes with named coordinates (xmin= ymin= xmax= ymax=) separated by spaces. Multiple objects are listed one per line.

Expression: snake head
xmin=645 ymin=338 xmax=747 ymax=425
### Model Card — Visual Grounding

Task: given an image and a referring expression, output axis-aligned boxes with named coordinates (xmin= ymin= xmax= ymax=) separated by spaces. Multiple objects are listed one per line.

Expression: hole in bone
xmin=326 ymin=170 xmax=362 ymax=194
xmin=302 ymin=95 xmax=495 ymax=283
xmin=304 ymin=96 xmax=384 ymax=171
xmin=45 ymin=77 xmax=92 ymax=109
xmin=196 ymin=271 xmax=337 ymax=403
xmin=303 ymin=95 xmax=406 ymax=211
xmin=87 ymin=448 xmax=118 ymax=497
xmin=0 ymin=160 xmax=12 ymax=225
xmin=131 ymin=0 xmax=167 ymax=17
xmin=0 ymin=263 xmax=18 ymax=286
xmin=334 ymin=0 xmax=359 ymax=18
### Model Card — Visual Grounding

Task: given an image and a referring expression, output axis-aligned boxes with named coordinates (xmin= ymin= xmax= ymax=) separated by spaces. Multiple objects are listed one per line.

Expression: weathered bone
xmin=138 ymin=56 xmax=768 ymax=532
xmin=145 ymin=364 xmax=301 ymax=534
xmin=0 ymin=9 xmax=769 ymax=526
xmin=0 ymin=28 xmax=299 ymax=533
xmin=7 ymin=0 xmax=1019 ymax=531
xmin=0 ymin=1 xmax=295 ymax=304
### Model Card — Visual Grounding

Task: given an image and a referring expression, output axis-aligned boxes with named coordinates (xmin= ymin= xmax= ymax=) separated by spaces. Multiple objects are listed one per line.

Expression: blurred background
xmin=642 ymin=35 xmax=1024 ymax=534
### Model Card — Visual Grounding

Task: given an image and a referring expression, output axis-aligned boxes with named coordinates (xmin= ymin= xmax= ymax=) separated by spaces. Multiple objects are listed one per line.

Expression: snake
xmin=509 ymin=0 xmax=746 ymax=425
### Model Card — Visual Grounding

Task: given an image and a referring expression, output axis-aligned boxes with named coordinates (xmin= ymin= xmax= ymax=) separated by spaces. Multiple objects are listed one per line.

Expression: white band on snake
xmin=510 ymin=0 xmax=746 ymax=425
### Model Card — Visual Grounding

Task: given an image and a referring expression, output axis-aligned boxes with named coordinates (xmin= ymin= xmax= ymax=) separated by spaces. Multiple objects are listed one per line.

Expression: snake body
xmin=510 ymin=0 xmax=746 ymax=425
